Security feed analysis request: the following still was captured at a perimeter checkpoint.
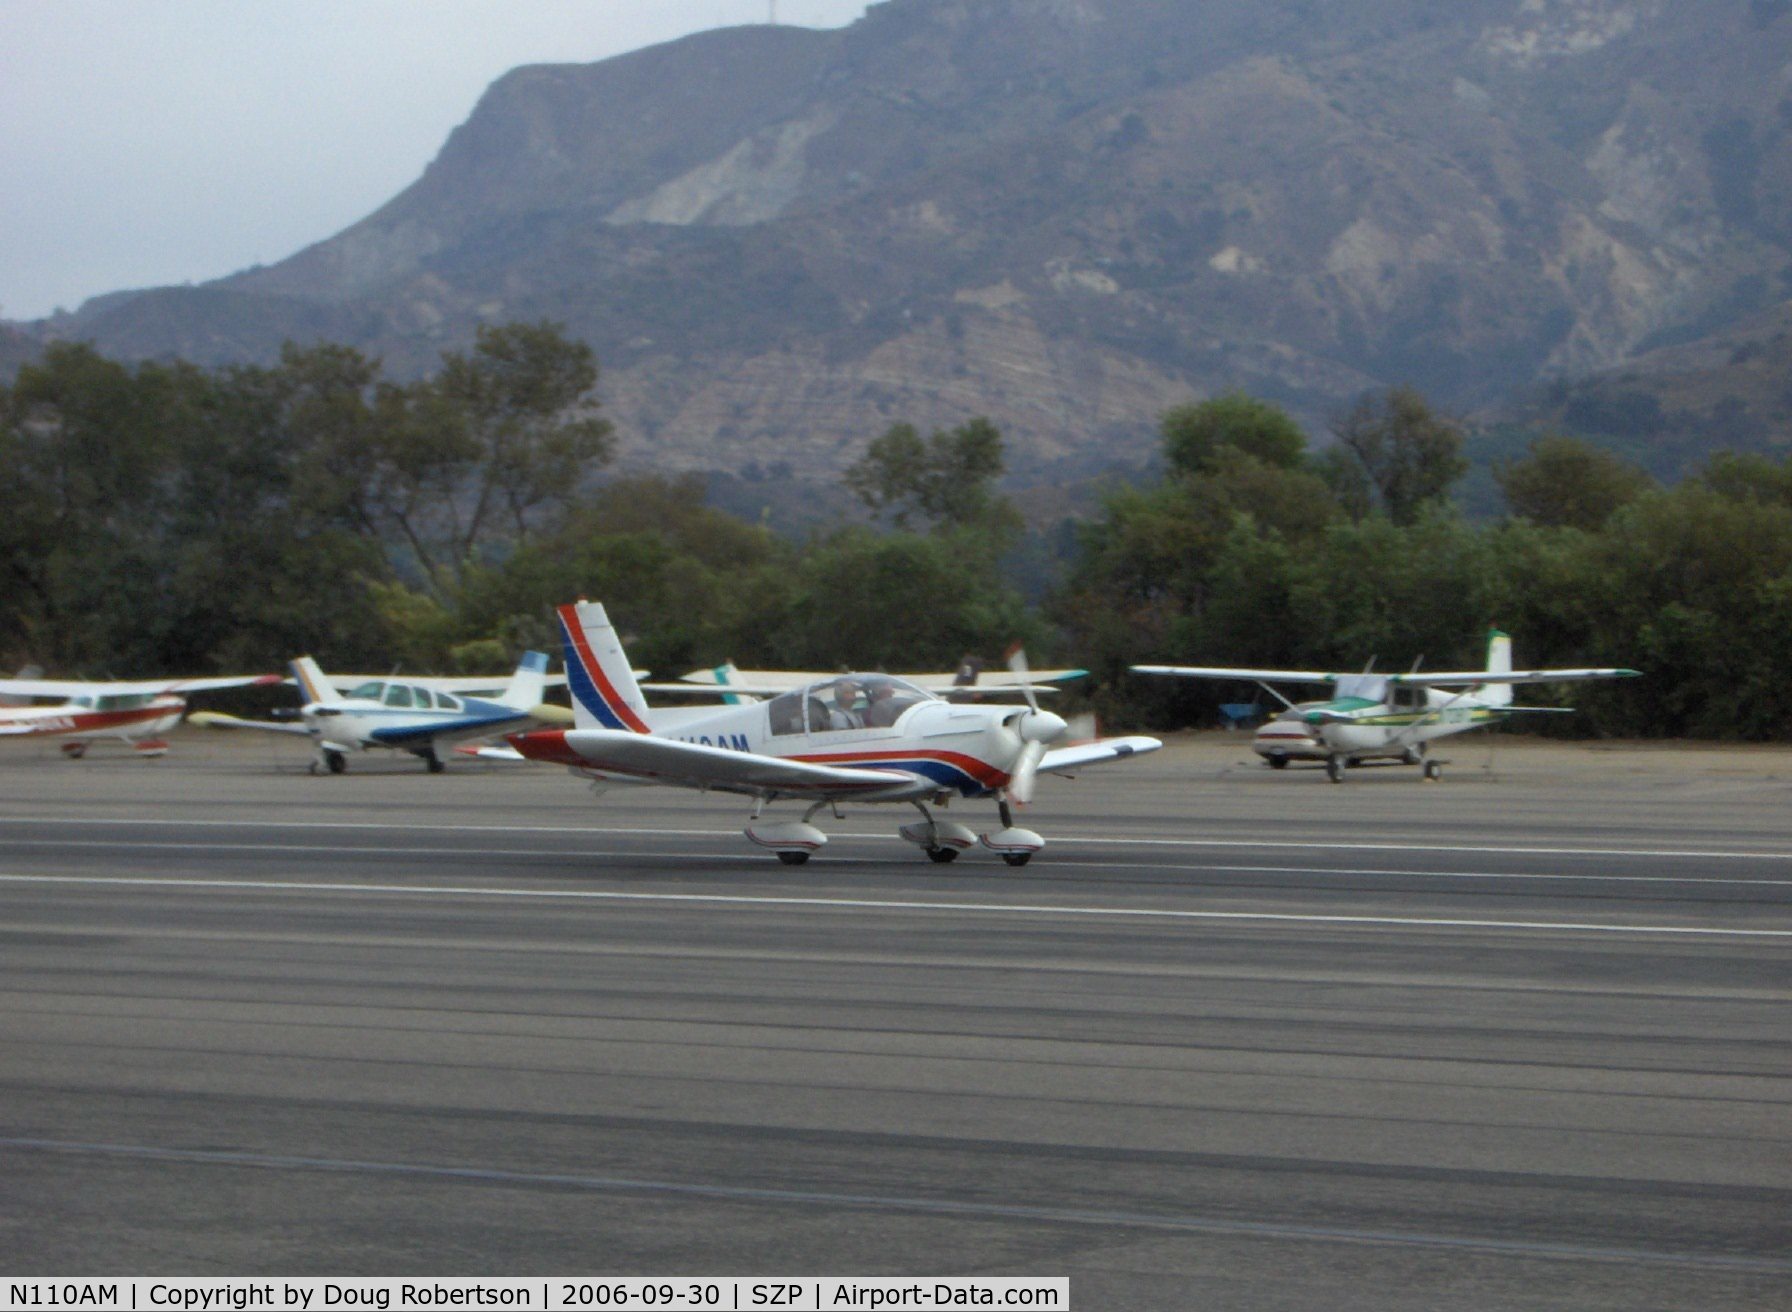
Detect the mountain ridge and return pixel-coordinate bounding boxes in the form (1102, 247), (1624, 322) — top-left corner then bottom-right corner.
(14, 0), (1792, 477)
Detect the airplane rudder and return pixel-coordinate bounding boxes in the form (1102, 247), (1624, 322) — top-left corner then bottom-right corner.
(290, 657), (333, 706)
(1483, 628), (1513, 706)
(499, 649), (551, 710)
(559, 600), (650, 733)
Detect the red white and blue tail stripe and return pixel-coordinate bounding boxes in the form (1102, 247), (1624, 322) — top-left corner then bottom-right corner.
(559, 601), (651, 734)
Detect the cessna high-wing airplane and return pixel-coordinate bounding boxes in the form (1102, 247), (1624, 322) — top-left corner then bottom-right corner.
(193, 652), (555, 774)
(0, 671), (282, 757)
(505, 601), (1160, 865)
(1133, 630), (1639, 782)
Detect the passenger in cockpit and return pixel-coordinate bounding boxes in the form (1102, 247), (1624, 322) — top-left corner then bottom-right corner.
(862, 680), (902, 727)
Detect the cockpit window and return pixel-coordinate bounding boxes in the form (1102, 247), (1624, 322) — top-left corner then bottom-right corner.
(347, 681), (385, 701)
(768, 675), (933, 734)
(767, 690), (805, 736)
(439, 693), (462, 712)
(95, 693), (153, 712)
(384, 684), (416, 708)
(1334, 674), (1389, 703)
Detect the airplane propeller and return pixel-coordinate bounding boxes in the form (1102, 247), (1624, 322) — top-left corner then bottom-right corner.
(1004, 645), (1068, 805)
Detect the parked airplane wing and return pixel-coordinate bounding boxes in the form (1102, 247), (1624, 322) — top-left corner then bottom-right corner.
(367, 711), (528, 747)
(509, 728), (925, 796)
(187, 711), (312, 736)
(1391, 668), (1641, 686)
(0, 673), (281, 699)
(316, 673), (573, 694)
(1131, 665), (1341, 684)
(1041, 736), (1163, 776)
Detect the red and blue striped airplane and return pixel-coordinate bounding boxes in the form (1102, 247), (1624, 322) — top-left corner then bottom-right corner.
(506, 600), (1160, 866)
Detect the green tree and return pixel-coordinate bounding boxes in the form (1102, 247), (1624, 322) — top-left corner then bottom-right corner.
(435, 320), (615, 542)
(776, 527), (1042, 671)
(1327, 386), (1467, 525)
(1495, 433), (1654, 529)
(1161, 391), (1307, 476)
(844, 416), (1020, 538)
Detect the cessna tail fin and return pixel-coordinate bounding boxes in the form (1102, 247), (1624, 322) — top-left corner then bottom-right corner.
(496, 650), (551, 711)
(1480, 628), (1514, 707)
(290, 657), (335, 707)
(558, 601), (651, 733)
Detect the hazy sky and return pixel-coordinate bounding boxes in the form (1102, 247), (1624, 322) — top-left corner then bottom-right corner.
(0, 0), (871, 321)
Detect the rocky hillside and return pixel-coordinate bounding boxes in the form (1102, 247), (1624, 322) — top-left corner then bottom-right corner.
(19, 0), (1792, 477)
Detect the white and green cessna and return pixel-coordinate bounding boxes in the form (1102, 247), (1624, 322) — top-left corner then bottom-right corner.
(1133, 630), (1640, 782)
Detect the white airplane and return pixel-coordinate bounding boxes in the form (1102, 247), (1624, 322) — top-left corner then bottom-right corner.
(1133, 629), (1640, 782)
(0, 671), (282, 758)
(504, 601), (1160, 865)
(192, 652), (556, 774)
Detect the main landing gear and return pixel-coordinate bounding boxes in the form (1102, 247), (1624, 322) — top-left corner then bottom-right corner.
(310, 748), (347, 776)
(744, 797), (1046, 867)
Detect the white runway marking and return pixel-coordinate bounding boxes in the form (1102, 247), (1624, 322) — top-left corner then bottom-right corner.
(2, 872), (1788, 938)
(3, 813), (1792, 861)
(5, 1135), (1787, 1273)
(4, 838), (1792, 888)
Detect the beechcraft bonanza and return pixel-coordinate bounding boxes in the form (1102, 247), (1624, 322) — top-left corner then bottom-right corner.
(0, 671), (282, 757)
(504, 601), (1160, 865)
(192, 652), (556, 774)
(1133, 630), (1639, 782)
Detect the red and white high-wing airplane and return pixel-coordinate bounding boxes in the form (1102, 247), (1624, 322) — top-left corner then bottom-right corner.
(505, 601), (1161, 865)
(0, 672), (282, 757)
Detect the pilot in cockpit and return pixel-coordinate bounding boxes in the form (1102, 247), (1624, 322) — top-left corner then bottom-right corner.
(828, 679), (864, 729)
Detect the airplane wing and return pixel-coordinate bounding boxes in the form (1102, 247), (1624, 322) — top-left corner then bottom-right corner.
(187, 711), (313, 736)
(0, 673), (281, 699)
(1390, 668), (1641, 686)
(316, 673), (574, 694)
(366, 712), (528, 747)
(1041, 736), (1162, 776)
(639, 681), (1056, 699)
(667, 669), (1086, 693)
(1131, 665), (1341, 684)
(510, 729), (926, 797)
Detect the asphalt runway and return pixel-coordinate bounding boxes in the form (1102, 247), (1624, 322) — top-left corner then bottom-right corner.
(1, 731), (1789, 1309)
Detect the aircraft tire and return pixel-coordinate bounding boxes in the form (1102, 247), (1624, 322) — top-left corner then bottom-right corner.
(1325, 755), (1345, 784)
(776, 850), (811, 865)
(61, 743), (87, 760)
(926, 847), (959, 864)
(1001, 852), (1032, 867)
(1266, 753), (1290, 769)
(325, 751), (347, 776)
(425, 751), (446, 774)
(1424, 760), (1443, 781)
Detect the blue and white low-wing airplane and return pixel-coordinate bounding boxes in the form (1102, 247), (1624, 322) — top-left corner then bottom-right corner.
(505, 600), (1160, 865)
(192, 652), (557, 774)
(1133, 629), (1639, 782)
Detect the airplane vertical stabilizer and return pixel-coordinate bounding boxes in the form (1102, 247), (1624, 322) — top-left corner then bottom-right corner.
(1480, 628), (1514, 706)
(496, 650), (551, 711)
(559, 601), (651, 733)
(290, 657), (335, 707)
